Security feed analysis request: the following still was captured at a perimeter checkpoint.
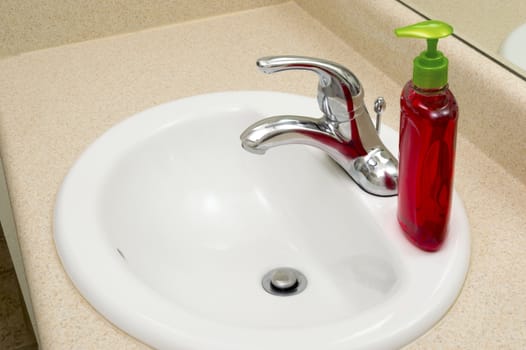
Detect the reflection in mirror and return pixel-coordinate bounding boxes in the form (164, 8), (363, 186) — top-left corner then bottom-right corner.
(397, 0), (526, 80)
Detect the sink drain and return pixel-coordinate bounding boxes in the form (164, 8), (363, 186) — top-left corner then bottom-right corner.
(262, 267), (307, 296)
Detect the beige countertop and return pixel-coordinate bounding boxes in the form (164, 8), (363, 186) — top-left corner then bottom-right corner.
(0, 2), (525, 349)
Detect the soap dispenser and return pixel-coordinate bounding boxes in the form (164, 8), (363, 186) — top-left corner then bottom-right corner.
(394, 20), (458, 252)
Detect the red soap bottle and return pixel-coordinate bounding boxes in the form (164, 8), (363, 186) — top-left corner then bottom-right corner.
(395, 20), (458, 251)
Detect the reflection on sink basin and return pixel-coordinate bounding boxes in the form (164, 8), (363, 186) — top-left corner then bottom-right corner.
(54, 91), (470, 349)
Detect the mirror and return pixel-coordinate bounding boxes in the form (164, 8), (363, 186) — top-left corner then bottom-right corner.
(398, 0), (526, 80)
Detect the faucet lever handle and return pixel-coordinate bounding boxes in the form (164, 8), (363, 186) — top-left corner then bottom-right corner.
(373, 97), (386, 134)
(256, 56), (364, 122)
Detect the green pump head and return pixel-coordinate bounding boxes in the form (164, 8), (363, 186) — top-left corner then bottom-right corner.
(395, 20), (454, 89)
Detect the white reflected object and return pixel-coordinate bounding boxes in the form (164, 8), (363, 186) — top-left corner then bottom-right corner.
(500, 23), (526, 71)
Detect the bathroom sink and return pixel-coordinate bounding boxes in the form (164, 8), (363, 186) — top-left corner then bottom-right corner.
(54, 91), (470, 350)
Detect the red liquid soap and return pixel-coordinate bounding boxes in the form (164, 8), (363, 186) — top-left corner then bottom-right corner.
(397, 81), (458, 251)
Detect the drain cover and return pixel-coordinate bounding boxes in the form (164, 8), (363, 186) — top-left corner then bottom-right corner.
(262, 267), (307, 296)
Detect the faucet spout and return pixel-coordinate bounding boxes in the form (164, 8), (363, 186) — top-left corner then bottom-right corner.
(241, 115), (344, 156)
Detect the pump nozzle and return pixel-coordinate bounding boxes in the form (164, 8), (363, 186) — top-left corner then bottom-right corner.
(395, 20), (454, 89)
(395, 20), (453, 40)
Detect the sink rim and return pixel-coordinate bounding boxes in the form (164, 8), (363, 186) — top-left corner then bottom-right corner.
(54, 91), (470, 350)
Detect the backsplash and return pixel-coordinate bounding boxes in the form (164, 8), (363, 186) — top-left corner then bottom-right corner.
(0, 0), (285, 58)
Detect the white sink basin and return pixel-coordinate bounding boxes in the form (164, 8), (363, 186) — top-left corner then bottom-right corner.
(54, 91), (470, 350)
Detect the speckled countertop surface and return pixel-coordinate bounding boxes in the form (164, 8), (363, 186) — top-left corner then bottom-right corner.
(0, 2), (525, 349)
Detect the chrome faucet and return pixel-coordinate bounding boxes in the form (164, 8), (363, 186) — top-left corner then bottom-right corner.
(240, 56), (398, 196)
